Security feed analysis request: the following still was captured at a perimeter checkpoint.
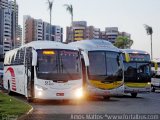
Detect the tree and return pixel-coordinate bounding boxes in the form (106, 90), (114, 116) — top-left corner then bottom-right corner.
(46, 0), (54, 41)
(64, 4), (74, 42)
(64, 4), (73, 25)
(144, 24), (153, 59)
(114, 36), (133, 49)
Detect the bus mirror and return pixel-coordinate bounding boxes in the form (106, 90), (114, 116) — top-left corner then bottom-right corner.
(125, 53), (130, 62)
(32, 50), (37, 66)
(81, 51), (89, 66)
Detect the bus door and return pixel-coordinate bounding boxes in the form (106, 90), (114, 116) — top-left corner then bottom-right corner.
(25, 47), (34, 98)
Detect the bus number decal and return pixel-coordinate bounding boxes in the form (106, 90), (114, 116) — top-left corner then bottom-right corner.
(45, 81), (54, 86)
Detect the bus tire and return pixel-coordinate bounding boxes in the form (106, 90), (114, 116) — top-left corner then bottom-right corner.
(131, 93), (137, 98)
(103, 96), (110, 100)
(8, 82), (13, 95)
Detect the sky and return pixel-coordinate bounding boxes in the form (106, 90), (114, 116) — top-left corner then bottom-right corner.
(16, 0), (160, 58)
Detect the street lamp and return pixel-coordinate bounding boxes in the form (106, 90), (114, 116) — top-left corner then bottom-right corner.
(144, 24), (153, 59)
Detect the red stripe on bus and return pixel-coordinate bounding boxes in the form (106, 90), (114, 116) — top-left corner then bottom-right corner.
(6, 67), (16, 91)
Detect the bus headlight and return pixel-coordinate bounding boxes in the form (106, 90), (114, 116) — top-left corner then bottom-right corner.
(38, 91), (42, 96)
(35, 85), (47, 91)
(75, 88), (83, 98)
(147, 82), (151, 85)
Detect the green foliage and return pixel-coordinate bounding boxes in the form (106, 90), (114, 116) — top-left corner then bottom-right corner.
(0, 93), (32, 116)
(114, 36), (133, 49)
(64, 4), (73, 25)
(47, 0), (54, 11)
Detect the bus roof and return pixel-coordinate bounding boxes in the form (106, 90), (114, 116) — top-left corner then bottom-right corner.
(120, 49), (149, 55)
(21, 41), (78, 50)
(5, 41), (79, 54)
(4, 41), (80, 65)
(69, 39), (120, 52)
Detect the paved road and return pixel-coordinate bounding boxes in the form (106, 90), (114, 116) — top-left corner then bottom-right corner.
(12, 91), (160, 120)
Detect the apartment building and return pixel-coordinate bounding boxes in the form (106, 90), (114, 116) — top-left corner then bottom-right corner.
(52, 25), (63, 42)
(105, 27), (119, 44)
(0, 0), (18, 57)
(86, 26), (100, 39)
(16, 25), (22, 48)
(66, 21), (101, 43)
(23, 15), (63, 44)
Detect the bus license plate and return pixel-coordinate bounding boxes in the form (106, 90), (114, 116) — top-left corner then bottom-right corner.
(56, 93), (64, 96)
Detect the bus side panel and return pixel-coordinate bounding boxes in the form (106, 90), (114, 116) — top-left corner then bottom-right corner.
(3, 66), (11, 90)
(3, 65), (25, 95)
(14, 65), (25, 95)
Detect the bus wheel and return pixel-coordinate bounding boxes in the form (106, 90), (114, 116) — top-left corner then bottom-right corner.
(131, 93), (137, 98)
(151, 87), (155, 92)
(103, 96), (110, 100)
(8, 82), (13, 95)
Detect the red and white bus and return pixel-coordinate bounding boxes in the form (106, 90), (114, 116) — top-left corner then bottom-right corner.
(3, 41), (84, 102)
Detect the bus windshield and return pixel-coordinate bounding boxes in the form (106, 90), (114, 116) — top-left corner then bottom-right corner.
(124, 62), (151, 82)
(36, 49), (81, 81)
(88, 51), (123, 82)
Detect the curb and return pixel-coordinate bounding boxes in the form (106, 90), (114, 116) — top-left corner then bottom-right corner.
(17, 106), (33, 120)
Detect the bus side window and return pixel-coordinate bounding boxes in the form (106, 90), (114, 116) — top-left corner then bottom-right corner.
(14, 50), (20, 65)
(19, 48), (25, 65)
(11, 54), (15, 65)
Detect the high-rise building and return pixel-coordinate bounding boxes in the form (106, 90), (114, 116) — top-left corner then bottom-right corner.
(51, 25), (63, 42)
(43, 22), (50, 41)
(100, 31), (107, 40)
(23, 15), (63, 44)
(24, 16), (43, 43)
(66, 21), (87, 42)
(0, 0), (18, 58)
(34, 19), (43, 41)
(67, 21), (100, 42)
(66, 21), (132, 45)
(8, 1), (18, 48)
(16, 25), (22, 48)
(23, 15), (34, 44)
(43, 22), (63, 42)
(105, 27), (119, 44)
(66, 21), (102, 43)
(86, 26), (100, 39)
(0, 0), (12, 56)
(0, 0), (8, 9)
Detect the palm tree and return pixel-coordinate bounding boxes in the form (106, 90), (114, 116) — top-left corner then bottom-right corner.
(64, 4), (73, 42)
(114, 36), (133, 49)
(144, 24), (153, 59)
(47, 0), (54, 41)
(64, 4), (73, 26)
